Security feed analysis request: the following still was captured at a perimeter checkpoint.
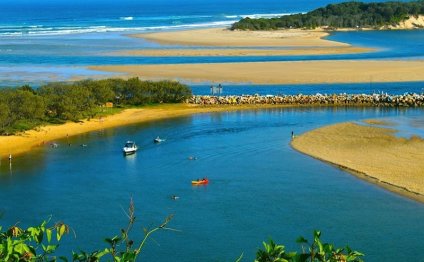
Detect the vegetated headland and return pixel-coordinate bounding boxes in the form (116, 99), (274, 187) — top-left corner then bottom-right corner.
(291, 121), (424, 203)
(231, 1), (424, 30)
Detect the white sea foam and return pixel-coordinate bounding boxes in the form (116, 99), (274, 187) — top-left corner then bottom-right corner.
(0, 20), (239, 36)
(0, 12), (300, 37)
(239, 13), (299, 19)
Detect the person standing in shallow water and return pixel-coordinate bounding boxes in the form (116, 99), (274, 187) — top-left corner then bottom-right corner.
(291, 131), (294, 139)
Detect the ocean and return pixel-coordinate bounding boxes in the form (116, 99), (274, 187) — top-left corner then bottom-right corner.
(0, 0), (422, 86)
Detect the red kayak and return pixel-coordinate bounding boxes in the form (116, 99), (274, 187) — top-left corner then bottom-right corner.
(191, 179), (209, 185)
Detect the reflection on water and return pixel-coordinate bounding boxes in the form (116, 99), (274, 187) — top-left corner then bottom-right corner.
(390, 115), (424, 138)
(0, 147), (46, 181)
(0, 107), (424, 262)
(191, 81), (424, 96)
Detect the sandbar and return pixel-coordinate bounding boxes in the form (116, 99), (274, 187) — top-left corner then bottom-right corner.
(120, 28), (373, 57)
(0, 103), (287, 160)
(132, 28), (348, 47)
(90, 60), (424, 84)
(291, 121), (424, 202)
(113, 46), (372, 57)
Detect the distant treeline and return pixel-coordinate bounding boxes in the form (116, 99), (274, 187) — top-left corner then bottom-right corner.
(0, 78), (192, 135)
(231, 1), (424, 30)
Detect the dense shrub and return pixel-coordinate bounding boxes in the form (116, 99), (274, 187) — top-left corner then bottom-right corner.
(0, 78), (192, 135)
(231, 1), (424, 30)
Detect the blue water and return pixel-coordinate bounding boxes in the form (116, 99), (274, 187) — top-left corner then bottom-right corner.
(1, 1), (424, 261)
(190, 82), (424, 95)
(1, 107), (424, 261)
(0, 0), (423, 85)
(2, 0), (411, 36)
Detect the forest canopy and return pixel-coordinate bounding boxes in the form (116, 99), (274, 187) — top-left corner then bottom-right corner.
(0, 78), (192, 135)
(231, 1), (424, 30)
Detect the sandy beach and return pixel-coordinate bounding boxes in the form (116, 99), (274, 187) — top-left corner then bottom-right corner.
(0, 103), (286, 160)
(292, 121), (424, 202)
(90, 60), (424, 84)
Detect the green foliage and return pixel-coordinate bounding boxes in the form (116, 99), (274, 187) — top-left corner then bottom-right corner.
(1, 211), (363, 262)
(0, 78), (192, 135)
(255, 231), (363, 262)
(0, 217), (69, 261)
(255, 239), (296, 262)
(231, 1), (424, 30)
(0, 199), (175, 261)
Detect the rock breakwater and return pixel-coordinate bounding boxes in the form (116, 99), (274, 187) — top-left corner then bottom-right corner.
(188, 93), (424, 107)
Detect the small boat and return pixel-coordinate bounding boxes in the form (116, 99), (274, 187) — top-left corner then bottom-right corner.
(191, 178), (209, 185)
(122, 141), (138, 155)
(154, 136), (166, 143)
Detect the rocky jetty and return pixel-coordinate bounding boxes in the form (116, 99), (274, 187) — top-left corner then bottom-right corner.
(187, 93), (424, 107)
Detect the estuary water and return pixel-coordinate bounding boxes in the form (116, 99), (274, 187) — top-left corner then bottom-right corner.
(1, 107), (424, 261)
(1, 0), (424, 261)
(0, 0), (423, 86)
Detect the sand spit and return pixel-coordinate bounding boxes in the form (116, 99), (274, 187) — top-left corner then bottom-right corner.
(292, 122), (424, 202)
(90, 60), (424, 84)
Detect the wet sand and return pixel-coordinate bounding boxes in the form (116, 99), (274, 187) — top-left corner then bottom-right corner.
(90, 60), (424, 84)
(119, 27), (372, 57)
(132, 28), (348, 47)
(0, 103), (287, 159)
(292, 121), (424, 202)
(113, 46), (372, 57)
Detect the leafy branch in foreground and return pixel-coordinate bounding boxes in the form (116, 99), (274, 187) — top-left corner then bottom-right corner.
(255, 230), (364, 262)
(1, 199), (363, 261)
(71, 198), (176, 261)
(0, 198), (176, 261)
(0, 217), (70, 261)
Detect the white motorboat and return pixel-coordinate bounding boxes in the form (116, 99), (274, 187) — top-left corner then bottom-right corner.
(122, 141), (138, 155)
(154, 136), (166, 143)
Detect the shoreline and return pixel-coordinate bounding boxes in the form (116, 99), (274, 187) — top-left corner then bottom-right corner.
(291, 122), (424, 204)
(89, 60), (424, 84)
(0, 103), (290, 160)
